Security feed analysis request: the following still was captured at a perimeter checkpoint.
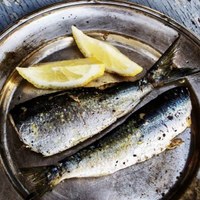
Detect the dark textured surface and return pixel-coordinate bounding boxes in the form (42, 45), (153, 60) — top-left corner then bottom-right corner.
(0, 0), (199, 200)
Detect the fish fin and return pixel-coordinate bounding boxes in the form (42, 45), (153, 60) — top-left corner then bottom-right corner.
(161, 67), (200, 86)
(21, 166), (54, 200)
(144, 35), (200, 86)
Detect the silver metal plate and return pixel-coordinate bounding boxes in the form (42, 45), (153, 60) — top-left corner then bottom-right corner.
(0, 1), (199, 199)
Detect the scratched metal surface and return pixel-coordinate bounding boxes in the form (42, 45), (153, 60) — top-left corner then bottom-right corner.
(0, 1), (200, 200)
(0, 0), (199, 36)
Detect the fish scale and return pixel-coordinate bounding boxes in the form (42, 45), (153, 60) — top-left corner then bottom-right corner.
(10, 36), (199, 156)
(57, 86), (191, 179)
(23, 86), (191, 200)
(11, 83), (152, 156)
(10, 37), (200, 156)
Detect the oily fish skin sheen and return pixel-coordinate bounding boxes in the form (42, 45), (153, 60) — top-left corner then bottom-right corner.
(24, 86), (191, 200)
(10, 37), (184, 156)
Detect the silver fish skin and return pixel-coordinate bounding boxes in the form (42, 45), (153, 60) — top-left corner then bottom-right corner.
(10, 36), (193, 156)
(24, 87), (191, 199)
(11, 83), (152, 156)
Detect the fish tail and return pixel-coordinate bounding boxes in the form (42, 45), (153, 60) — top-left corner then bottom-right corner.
(21, 165), (60, 200)
(144, 35), (200, 86)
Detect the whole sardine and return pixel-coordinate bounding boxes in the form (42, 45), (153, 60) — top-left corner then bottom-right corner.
(10, 36), (194, 156)
(24, 86), (192, 199)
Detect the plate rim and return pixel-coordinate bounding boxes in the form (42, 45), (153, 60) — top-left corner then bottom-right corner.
(0, 1), (200, 199)
(0, 0), (200, 45)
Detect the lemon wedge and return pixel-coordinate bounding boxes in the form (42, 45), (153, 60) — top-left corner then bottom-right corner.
(72, 26), (143, 77)
(16, 58), (105, 89)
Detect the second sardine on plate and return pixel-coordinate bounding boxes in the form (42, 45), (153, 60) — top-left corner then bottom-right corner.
(10, 36), (195, 156)
(24, 86), (192, 199)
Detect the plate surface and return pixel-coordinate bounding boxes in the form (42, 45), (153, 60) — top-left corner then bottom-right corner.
(0, 1), (200, 199)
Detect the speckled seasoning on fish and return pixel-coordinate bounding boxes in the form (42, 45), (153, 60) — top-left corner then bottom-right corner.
(24, 86), (192, 199)
(9, 36), (195, 156)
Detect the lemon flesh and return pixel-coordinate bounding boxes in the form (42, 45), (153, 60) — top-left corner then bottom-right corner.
(16, 58), (105, 89)
(72, 26), (143, 77)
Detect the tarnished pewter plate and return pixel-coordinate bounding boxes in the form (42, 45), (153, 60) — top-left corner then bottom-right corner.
(0, 1), (200, 199)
